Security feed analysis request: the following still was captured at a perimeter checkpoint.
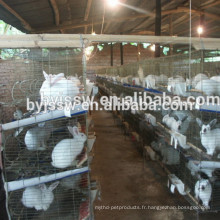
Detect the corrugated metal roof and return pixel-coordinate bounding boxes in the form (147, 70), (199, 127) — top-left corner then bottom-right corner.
(0, 0), (219, 37)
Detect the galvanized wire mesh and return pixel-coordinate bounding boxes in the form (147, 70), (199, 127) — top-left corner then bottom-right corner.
(96, 49), (220, 212)
(0, 48), (94, 220)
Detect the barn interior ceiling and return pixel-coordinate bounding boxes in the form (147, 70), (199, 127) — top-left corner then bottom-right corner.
(0, 0), (219, 38)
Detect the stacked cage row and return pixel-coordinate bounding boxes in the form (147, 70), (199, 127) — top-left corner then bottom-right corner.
(96, 49), (220, 211)
(0, 48), (97, 220)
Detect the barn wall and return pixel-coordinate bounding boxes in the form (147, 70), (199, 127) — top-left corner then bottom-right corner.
(0, 44), (154, 123)
(0, 51), (83, 123)
(0, 59), (35, 123)
(87, 43), (154, 71)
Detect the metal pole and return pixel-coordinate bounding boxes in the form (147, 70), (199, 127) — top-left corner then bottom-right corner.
(155, 0), (161, 58)
(120, 43), (124, 65)
(111, 43), (113, 66)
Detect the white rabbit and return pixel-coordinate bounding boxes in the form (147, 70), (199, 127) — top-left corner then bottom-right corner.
(111, 76), (117, 82)
(211, 75), (220, 82)
(120, 77), (129, 84)
(162, 114), (188, 132)
(51, 126), (87, 169)
(167, 76), (185, 92)
(173, 83), (188, 96)
(144, 113), (157, 126)
(127, 75), (133, 85)
(144, 75), (159, 89)
(132, 77), (140, 86)
(40, 71), (79, 105)
(167, 76), (187, 96)
(115, 75), (121, 83)
(144, 74), (167, 88)
(25, 122), (53, 151)
(171, 111), (193, 135)
(60, 174), (81, 190)
(194, 179), (212, 208)
(67, 75), (81, 87)
(167, 77), (174, 92)
(22, 181), (59, 211)
(192, 73), (209, 88)
(196, 118), (220, 156)
(195, 79), (220, 96)
(158, 74), (168, 85)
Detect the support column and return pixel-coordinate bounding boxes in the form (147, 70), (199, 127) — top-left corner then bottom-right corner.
(169, 14), (173, 56)
(120, 43), (123, 65)
(111, 43), (113, 66)
(137, 43), (141, 62)
(155, 0), (161, 58)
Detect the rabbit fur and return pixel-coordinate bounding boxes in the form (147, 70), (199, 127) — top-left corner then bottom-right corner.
(24, 122), (53, 151)
(22, 181), (59, 211)
(196, 118), (220, 156)
(51, 126), (87, 169)
(194, 179), (212, 208)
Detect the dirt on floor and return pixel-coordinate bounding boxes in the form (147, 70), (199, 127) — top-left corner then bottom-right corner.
(91, 109), (219, 220)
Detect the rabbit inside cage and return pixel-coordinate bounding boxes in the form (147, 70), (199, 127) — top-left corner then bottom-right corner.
(8, 173), (90, 220)
(96, 49), (220, 211)
(0, 47), (97, 219)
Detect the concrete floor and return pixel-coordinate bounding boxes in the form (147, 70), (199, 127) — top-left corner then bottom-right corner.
(91, 109), (219, 220)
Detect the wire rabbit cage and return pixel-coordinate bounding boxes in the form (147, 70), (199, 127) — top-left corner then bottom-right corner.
(0, 37), (97, 220)
(96, 48), (220, 212)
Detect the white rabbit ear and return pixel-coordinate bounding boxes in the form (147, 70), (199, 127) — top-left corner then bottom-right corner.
(67, 126), (74, 135)
(72, 126), (79, 135)
(48, 181), (59, 191)
(209, 119), (217, 128)
(181, 116), (188, 122)
(68, 126), (79, 136)
(196, 118), (203, 127)
(43, 71), (48, 80)
(173, 115), (179, 121)
(51, 73), (64, 86)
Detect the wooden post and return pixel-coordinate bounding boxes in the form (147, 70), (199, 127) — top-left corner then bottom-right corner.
(111, 43), (113, 66)
(200, 50), (204, 73)
(169, 14), (173, 56)
(84, 0), (93, 21)
(199, 12), (205, 38)
(155, 0), (161, 58)
(120, 43), (124, 65)
(137, 43), (141, 61)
